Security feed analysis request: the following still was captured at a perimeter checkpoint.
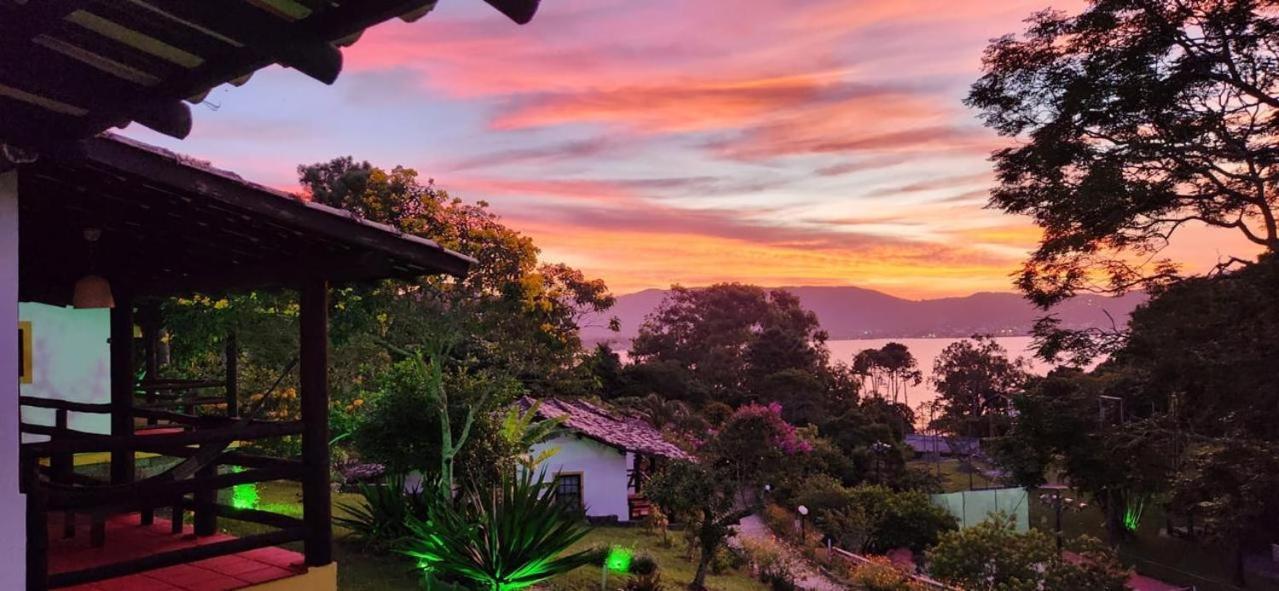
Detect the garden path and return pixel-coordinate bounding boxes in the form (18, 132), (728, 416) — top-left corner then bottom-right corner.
(730, 514), (846, 591)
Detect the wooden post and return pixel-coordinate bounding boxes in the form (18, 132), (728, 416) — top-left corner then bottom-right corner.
(193, 462), (217, 536)
(299, 280), (331, 566)
(225, 332), (238, 418)
(109, 292), (135, 486)
(52, 410), (75, 539)
(139, 305), (160, 525)
(25, 469), (48, 591)
(140, 305), (160, 427)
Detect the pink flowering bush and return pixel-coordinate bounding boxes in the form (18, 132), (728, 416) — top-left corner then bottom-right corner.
(701, 402), (812, 492)
(730, 402), (813, 454)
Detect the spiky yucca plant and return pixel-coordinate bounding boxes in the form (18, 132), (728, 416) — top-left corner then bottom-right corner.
(403, 469), (600, 591)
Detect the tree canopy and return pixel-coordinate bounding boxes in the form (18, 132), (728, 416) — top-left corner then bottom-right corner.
(967, 0), (1279, 310)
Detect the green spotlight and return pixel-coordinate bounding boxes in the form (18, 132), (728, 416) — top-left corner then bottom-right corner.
(605, 546), (633, 574)
(229, 466), (260, 510)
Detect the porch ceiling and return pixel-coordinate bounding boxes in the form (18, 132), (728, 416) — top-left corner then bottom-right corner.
(0, 0), (539, 151)
(17, 134), (474, 305)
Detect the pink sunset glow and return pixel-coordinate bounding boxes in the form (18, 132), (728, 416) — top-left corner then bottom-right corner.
(123, 0), (1254, 298)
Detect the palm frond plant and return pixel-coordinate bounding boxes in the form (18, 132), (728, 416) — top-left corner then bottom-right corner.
(335, 474), (437, 551)
(403, 469), (601, 591)
(500, 400), (565, 470)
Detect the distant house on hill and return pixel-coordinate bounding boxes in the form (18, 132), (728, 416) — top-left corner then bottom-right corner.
(519, 397), (692, 523)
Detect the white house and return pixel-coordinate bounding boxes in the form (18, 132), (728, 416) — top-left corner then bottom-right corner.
(522, 397), (692, 523)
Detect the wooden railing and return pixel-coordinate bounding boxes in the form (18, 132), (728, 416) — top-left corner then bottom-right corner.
(17, 394), (312, 591)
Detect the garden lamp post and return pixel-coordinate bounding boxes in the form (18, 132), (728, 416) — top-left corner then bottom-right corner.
(797, 505), (809, 540)
(1040, 486), (1086, 553)
(871, 441), (892, 484)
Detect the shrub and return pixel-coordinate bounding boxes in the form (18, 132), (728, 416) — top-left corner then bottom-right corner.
(814, 485), (956, 554)
(762, 504), (794, 537)
(874, 490), (957, 553)
(740, 537), (797, 588)
(403, 469), (599, 591)
(625, 554), (665, 591)
(333, 475), (432, 551)
(927, 513), (1052, 591)
(792, 474), (852, 516)
(852, 556), (925, 591)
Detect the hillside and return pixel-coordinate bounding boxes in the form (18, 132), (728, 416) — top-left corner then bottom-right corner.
(581, 286), (1145, 344)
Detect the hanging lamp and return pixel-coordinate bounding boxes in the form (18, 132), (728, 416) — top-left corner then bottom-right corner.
(72, 228), (114, 309)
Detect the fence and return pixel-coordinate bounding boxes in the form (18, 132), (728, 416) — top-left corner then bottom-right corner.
(932, 487), (1030, 531)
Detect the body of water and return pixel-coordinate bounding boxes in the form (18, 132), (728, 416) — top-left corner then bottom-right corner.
(827, 336), (1048, 417)
(619, 335), (1055, 420)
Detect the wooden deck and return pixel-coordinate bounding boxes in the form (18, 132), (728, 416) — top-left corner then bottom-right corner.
(50, 513), (305, 591)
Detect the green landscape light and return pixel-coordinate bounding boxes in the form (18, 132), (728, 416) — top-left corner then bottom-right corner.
(605, 546), (633, 574)
(1123, 496), (1146, 532)
(229, 466), (260, 510)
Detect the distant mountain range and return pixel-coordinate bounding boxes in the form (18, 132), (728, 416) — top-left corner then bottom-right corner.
(581, 286), (1146, 344)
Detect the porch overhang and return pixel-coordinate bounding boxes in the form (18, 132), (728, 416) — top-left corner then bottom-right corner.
(17, 134), (474, 306)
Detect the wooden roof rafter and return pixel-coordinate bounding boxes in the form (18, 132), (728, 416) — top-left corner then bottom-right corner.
(0, 0), (543, 150)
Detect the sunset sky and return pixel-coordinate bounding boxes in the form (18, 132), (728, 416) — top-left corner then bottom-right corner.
(120, 0), (1253, 298)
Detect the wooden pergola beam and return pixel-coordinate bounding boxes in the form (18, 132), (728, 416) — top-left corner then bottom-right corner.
(145, 0), (344, 85)
(483, 0), (541, 25)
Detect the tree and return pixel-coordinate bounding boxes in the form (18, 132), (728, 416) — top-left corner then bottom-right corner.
(969, 0), (1279, 302)
(644, 461), (751, 590)
(630, 284), (828, 406)
(701, 402), (811, 493)
(927, 515), (1128, 591)
(993, 368), (1173, 544)
(967, 0), (1279, 359)
(852, 343), (923, 405)
(930, 336), (1029, 438)
(297, 157), (616, 396)
(1172, 440), (1279, 586)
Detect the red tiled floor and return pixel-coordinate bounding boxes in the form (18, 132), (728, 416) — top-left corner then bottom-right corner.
(51, 513), (306, 591)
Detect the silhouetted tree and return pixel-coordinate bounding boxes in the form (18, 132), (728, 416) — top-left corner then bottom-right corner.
(930, 336), (1029, 438)
(968, 0), (1279, 360)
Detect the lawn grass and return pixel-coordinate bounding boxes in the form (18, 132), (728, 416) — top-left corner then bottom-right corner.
(907, 457), (1000, 492)
(218, 481), (767, 591)
(546, 526), (768, 591)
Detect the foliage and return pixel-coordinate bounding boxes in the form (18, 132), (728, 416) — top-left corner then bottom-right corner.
(814, 485), (955, 554)
(403, 470), (599, 591)
(334, 475), (433, 552)
(966, 0), (1279, 320)
(499, 400), (564, 470)
(1042, 537), (1131, 591)
(852, 343), (923, 405)
(630, 284), (829, 406)
(625, 553), (666, 591)
(927, 515), (1055, 591)
(703, 402), (812, 492)
(644, 461), (752, 590)
(926, 514), (1128, 591)
(930, 336), (1029, 438)
(851, 557), (926, 591)
(792, 474), (853, 516)
(760, 504), (794, 539)
(738, 537), (797, 591)
(1172, 439), (1279, 550)
(352, 353), (522, 489)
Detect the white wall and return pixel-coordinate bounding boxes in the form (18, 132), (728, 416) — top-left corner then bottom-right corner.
(532, 435), (632, 521)
(0, 169), (27, 589)
(17, 303), (111, 439)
